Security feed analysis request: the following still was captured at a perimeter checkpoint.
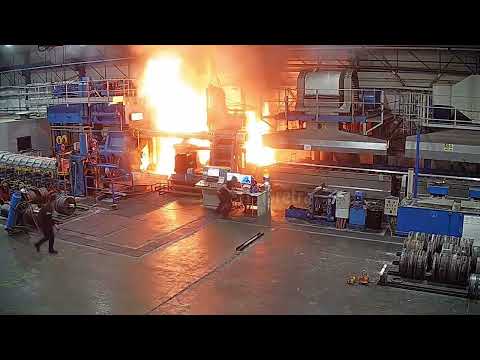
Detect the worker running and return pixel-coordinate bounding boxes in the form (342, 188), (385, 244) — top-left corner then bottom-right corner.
(34, 195), (58, 254)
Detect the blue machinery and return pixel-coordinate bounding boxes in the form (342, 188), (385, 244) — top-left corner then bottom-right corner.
(285, 187), (367, 228)
(263, 70), (388, 156)
(397, 120), (480, 237)
(396, 185), (480, 237)
(48, 77), (133, 198)
(5, 191), (22, 231)
(349, 191), (367, 228)
(308, 186), (337, 222)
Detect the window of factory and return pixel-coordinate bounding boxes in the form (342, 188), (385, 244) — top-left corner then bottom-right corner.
(17, 136), (32, 152)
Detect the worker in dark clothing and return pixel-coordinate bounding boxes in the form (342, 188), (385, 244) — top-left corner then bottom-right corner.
(216, 176), (239, 218)
(34, 199), (58, 254)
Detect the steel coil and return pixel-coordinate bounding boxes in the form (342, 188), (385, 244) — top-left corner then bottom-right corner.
(414, 251), (427, 280)
(467, 274), (480, 300)
(0, 203), (10, 217)
(399, 249), (427, 280)
(23, 187), (51, 205)
(54, 195), (76, 216)
(38, 187), (49, 203)
(399, 251), (408, 277)
(0, 151), (56, 172)
(21, 205), (36, 228)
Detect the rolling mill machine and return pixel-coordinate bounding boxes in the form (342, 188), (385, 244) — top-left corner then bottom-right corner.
(260, 69), (480, 238)
(2, 77), (140, 233)
(48, 85), (138, 198)
(0, 151), (77, 234)
(266, 69), (393, 230)
(130, 84), (249, 196)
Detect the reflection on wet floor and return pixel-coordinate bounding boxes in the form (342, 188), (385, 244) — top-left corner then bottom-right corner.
(0, 192), (479, 315)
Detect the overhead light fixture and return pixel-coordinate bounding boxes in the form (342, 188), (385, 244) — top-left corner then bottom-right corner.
(4, 45), (13, 47)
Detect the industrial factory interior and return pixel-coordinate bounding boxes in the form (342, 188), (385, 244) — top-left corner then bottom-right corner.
(2, 44), (480, 315)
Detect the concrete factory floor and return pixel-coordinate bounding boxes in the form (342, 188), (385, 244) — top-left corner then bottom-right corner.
(1, 192), (480, 315)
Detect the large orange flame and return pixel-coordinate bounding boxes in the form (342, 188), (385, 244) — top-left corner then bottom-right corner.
(140, 54), (209, 175)
(245, 103), (276, 167)
(186, 138), (211, 165)
(140, 144), (150, 171)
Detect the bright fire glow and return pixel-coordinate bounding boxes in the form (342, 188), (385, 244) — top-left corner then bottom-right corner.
(155, 137), (182, 174)
(140, 144), (150, 171)
(245, 103), (276, 167)
(187, 138), (211, 166)
(140, 54), (209, 175)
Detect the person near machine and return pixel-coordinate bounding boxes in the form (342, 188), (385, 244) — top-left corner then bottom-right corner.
(34, 196), (58, 254)
(241, 177), (258, 214)
(216, 176), (239, 218)
(0, 182), (10, 204)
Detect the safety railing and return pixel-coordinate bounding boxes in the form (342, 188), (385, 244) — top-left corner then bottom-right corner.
(264, 87), (386, 120)
(0, 78), (137, 114)
(262, 87), (387, 135)
(387, 91), (480, 131)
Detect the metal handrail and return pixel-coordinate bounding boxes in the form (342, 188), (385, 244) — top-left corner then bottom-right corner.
(0, 78), (138, 113)
(263, 87), (387, 127)
(388, 92), (480, 130)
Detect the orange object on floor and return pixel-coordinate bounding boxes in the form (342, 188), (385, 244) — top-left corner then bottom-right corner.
(359, 270), (369, 285)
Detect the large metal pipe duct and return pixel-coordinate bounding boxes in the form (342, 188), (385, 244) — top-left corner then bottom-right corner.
(296, 69), (359, 115)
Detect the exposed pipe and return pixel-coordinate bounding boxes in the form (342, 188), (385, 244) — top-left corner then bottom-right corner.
(414, 125), (420, 198)
(274, 162), (480, 182)
(0, 57), (135, 75)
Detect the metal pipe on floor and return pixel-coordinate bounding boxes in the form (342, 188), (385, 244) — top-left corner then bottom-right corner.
(236, 232), (264, 252)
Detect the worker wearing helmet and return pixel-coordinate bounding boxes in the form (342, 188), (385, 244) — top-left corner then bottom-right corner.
(216, 176), (239, 218)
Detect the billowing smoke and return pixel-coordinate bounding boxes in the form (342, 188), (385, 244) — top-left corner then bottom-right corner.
(129, 45), (288, 106)
(210, 46), (288, 95)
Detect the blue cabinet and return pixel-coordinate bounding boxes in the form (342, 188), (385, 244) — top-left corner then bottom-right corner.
(349, 207), (367, 228)
(396, 206), (463, 237)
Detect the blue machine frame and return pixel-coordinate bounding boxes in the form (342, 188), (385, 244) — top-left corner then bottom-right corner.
(47, 104), (89, 125)
(47, 89), (128, 198)
(396, 206), (464, 237)
(427, 184), (449, 196)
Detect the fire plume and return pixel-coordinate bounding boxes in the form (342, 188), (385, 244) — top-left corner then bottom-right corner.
(245, 103), (276, 167)
(140, 54), (209, 175)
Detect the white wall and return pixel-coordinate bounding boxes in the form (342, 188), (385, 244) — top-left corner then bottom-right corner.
(0, 118), (51, 155)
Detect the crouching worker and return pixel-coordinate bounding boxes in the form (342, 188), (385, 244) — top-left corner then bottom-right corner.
(34, 196), (58, 255)
(216, 176), (239, 218)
